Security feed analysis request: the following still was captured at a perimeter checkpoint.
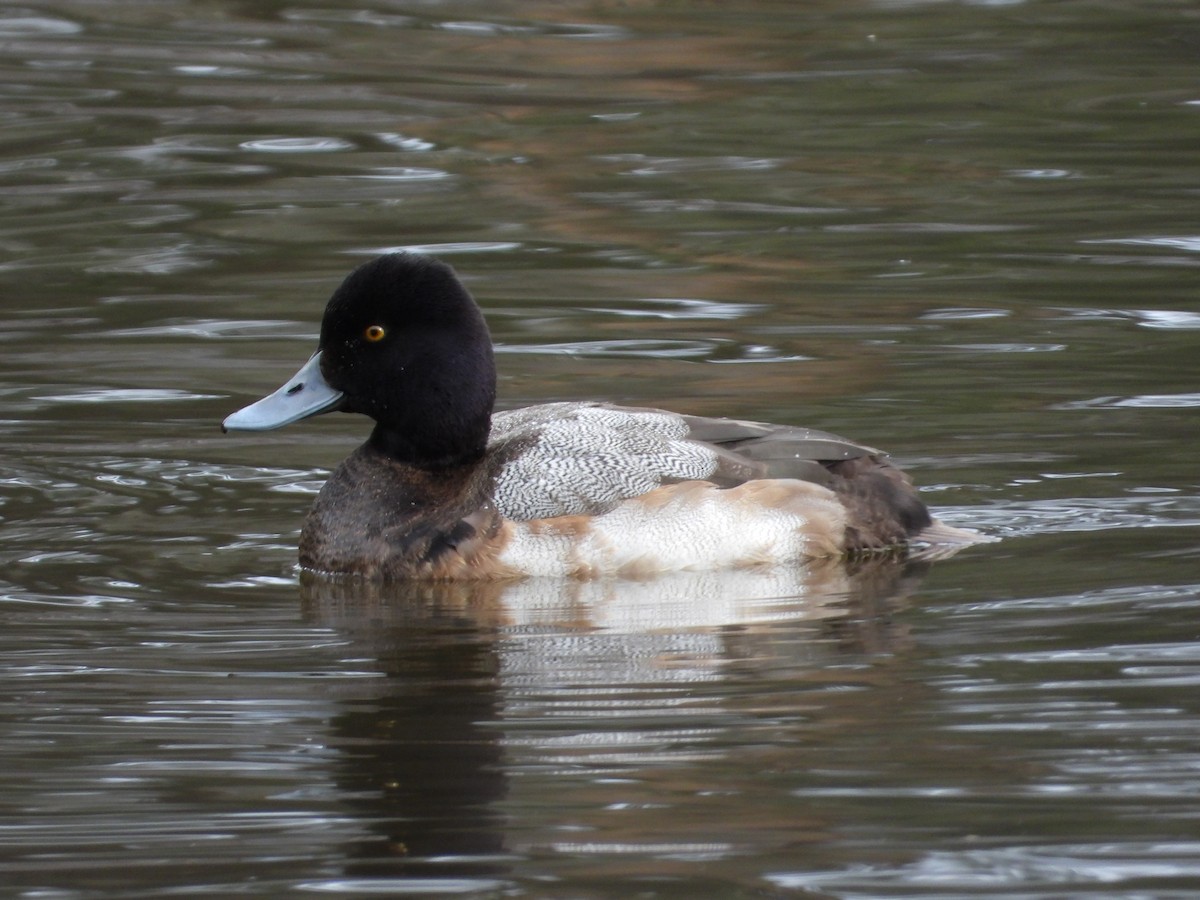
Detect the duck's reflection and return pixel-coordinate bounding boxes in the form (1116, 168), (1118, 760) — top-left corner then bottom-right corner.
(317, 615), (508, 879)
(300, 557), (928, 882)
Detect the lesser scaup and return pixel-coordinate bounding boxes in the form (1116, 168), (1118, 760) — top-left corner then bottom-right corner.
(223, 253), (983, 579)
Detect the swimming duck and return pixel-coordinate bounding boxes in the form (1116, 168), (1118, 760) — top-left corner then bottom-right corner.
(223, 253), (980, 579)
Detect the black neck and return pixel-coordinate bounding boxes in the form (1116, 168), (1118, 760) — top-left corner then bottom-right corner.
(367, 421), (487, 471)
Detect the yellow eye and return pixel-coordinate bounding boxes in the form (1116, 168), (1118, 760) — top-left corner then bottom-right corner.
(364, 325), (386, 342)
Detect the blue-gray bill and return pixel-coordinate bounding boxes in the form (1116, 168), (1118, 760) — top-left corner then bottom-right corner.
(222, 351), (343, 432)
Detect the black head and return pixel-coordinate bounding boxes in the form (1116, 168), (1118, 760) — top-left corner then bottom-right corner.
(318, 253), (497, 468)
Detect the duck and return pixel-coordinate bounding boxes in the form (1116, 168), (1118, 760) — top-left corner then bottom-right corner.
(222, 252), (982, 580)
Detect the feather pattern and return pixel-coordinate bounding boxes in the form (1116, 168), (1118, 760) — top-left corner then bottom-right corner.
(488, 402), (721, 519)
(486, 401), (883, 521)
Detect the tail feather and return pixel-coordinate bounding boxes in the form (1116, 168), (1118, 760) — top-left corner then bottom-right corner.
(914, 519), (996, 545)
(907, 518), (996, 561)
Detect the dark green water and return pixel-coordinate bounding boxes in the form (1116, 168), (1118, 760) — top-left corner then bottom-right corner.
(3, 1), (1200, 896)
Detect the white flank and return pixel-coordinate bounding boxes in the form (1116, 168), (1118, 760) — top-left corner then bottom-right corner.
(496, 479), (845, 578)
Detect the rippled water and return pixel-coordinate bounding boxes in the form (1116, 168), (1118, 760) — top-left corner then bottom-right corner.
(3, 0), (1200, 896)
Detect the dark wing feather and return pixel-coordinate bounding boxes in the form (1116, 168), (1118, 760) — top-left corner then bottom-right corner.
(677, 413), (881, 487)
(679, 412), (934, 549)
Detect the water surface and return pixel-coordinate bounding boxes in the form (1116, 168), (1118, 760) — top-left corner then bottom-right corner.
(2, 0), (1200, 896)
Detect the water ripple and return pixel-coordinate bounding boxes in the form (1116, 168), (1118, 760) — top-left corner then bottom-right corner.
(33, 388), (221, 404)
(496, 338), (720, 359)
(1058, 392), (1200, 409)
(106, 319), (308, 340)
(0, 15), (82, 36)
(1085, 235), (1200, 253)
(585, 297), (765, 321)
(296, 876), (512, 895)
(1051, 307), (1200, 330)
(939, 495), (1200, 536)
(357, 241), (522, 256)
(239, 137), (356, 153)
(347, 166), (451, 182)
(598, 153), (781, 175)
(771, 842), (1200, 893)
